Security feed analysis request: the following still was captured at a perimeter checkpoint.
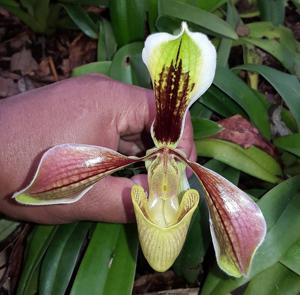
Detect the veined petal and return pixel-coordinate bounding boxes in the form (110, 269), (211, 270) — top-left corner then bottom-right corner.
(13, 144), (150, 205)
(189, 162), (266, 277)
(142, 22), (216, 147)
(131, 184), (199, 272)
(170, 149), (266, 277)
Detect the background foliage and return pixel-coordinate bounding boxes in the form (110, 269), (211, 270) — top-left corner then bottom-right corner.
(0, 0), (300, 294)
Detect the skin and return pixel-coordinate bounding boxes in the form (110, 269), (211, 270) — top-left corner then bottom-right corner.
(0, 74), (196, 224)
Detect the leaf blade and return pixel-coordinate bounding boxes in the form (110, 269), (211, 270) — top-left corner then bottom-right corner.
(157, 0), (238, 39)
(234, 64), (300, 130)
(214, 66), (271, 139)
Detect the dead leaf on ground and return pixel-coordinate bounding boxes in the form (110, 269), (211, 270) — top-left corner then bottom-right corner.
(37, 58), (51, 78)
(17, 76), (36, 93)
(133, 271), (188, 295)
(0, 77), (18, 97)
(9, 32), (31, 51)
(68, 33), (97, 70)
(10, 48), (38, 75)
(212, 114), (276, 156)
(270, 105), (292, 137)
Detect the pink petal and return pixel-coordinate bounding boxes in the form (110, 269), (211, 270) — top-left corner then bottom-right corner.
(171, 149), (266, 277)
(13, 144), (145, 205)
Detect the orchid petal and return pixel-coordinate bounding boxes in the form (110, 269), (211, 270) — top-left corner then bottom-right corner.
(170, 149), (266, 277)
(13, 144), (147, 205)
(142, 22), (216, 147)
(131, 184), (199, 272)
(189, 162), (266, 277)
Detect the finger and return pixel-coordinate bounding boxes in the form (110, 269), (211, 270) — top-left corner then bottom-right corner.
(1, 176), (136, 224)
(118, 139), (144, 155)
(186, 143), (197, 178)
(177, 112), (196, 161)
(69, 176), (136, 223)
(132, 174), (148, 192)
(114, 83), (156, 137)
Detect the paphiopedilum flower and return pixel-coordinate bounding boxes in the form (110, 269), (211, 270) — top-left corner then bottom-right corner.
(13, 23), (266, 277)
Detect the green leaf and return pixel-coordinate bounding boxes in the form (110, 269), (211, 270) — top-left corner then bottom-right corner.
(234, 64), (300, 130)
(240, 23), (300, 78)
(23, 266), (39, 295)
(10, 0), (53, 35)
(0, 0), (19, 7)
(40, 222), (91, 295)
(70, 223), (137, 295)
(173, 205), (208, 283)
(70, 223), (120, 295)
(244, 263), (300, 295)
(196, 138), (282, 183)
(157, 0), (238, 39)
(46, 3), (62, 33)
(20, 0), (37, 15)
(62, 4), (98, 39)
(200, 176), (300, 295)
(282, 108), (298, 133)
(130, 53), (151, 88)
(144, 0), (158, 33)
(109, 42), (147, 85)
(281, 239), (300, 275)
(217, 2), (240, 66)
(259, 176), (300, 228)
(291, 0), (300, 9)
(192, 118), (223, 140)
(196, 0), (227, 11)
(0, 2), (41, 32)
(17, 225), (57, 295)
(109, 0), (146, 46)
(103, 225), (138, 295)
(33, 0), (50, 32)
(190, 101), (213, 119)
(0, 218), (19, 242)
(72, 61), (112, 77)
(97, 18), (117, 61)
(173, 174), (209, 283)
(274, 133), (300, 157)
(200, 85), (246, 118)
(214, 66), (271, 139)
(257, 0), (286, 25)
(60, 0), (108, 4)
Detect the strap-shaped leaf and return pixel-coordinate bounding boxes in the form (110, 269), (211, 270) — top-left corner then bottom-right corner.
(142, 22), (216, 147)
(171, 149), (266, 277)
(13, 144), (143, 205)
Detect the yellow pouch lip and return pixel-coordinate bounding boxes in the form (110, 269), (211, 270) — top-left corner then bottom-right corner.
(131, 184), (199, 230)
(131, 184), (199, 272)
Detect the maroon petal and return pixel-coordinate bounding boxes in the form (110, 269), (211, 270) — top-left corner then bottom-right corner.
(13, 144), (152, 205)
(151, 57), (195, 147)
(171, 149), (266, 277)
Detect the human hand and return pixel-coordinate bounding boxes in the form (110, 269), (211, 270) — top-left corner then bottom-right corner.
(0, 74), (196, 224)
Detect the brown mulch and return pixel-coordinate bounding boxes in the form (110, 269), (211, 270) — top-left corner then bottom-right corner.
(0, 7), (97, 100)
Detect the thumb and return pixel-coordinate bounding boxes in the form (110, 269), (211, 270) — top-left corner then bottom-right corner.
(61, 176), (137, 223)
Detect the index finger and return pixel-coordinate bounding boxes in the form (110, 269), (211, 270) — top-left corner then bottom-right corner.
(114, 81), (195, 160)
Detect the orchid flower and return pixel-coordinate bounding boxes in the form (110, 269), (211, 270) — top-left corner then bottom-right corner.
(13, 22), (266, 277)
